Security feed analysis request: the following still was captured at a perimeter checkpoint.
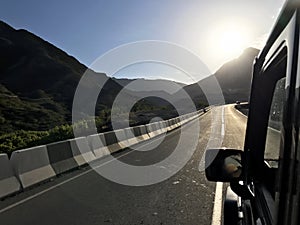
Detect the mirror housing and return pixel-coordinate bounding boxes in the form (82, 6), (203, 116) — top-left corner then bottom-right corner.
(205, 148), (243, 182)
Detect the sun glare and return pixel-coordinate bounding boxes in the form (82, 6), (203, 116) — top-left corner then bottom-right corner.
(219, 30), (245, 54)
(209, 22), (250, 61)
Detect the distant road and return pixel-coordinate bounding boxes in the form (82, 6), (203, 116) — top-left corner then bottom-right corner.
(0, 105), (246, 225)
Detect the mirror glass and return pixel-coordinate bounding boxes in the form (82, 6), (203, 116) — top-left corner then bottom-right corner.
(205, 148), (243, 182)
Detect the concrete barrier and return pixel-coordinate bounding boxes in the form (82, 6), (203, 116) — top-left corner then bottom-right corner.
(174, 117), (180, 128)
(179, 115), (187, 126)
(3, 111), (205, 196)
(159, 121), (168, 133)
(146, 122), (162, 138)
(10, 146), (55, 189)
(124, 127), (140, 146)
(175, 112), (200, 127)
(155, 122), (164, 135)
(167, 119), (177, 131)
(103, 131), (122, 153)
(0, 154), (21, 198)
(47, 140), (79, 175)
(114, 128), (131, 149)
(87, 133), (110, 159)
(140, 126), (149, 139)
(145, 123), (156, 138)
(70, 137), (96, 166)
(133, 125), (150, 141)
(171, 119), (176, 129)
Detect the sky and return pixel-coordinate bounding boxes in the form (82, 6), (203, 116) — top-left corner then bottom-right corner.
(0, 0), (286, 84)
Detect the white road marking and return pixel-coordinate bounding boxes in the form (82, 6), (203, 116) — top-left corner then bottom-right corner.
(0, 114), (202, 214)
(211, 106), (225, 225)
(221, 107), (225, 137)
(211, 182), (224, 225)
(268, 126), (281, 134)
(0, 168), (92, 214)
(0, 138), (164, 214)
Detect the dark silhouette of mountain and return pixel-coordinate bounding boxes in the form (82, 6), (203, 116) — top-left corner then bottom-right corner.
(0, 21), (130, 133)
(112, 78), (185, 93)
(0, 21), (182, 134)
(0, 20), (259, 135)
(214, 47), (259, 102)
(181, 47), (259, 105)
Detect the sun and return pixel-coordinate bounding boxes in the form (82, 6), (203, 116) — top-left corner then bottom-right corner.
(209, 23), (249, 61)
(219, 30), (245, 55)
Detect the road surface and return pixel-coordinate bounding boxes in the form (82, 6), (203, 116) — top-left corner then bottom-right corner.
(0, 105), (247, 225)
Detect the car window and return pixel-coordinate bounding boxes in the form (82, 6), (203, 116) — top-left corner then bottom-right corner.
(264, 77), (286, 168)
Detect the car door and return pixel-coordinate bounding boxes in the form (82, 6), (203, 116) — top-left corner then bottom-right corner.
(243, 8), (299, 225)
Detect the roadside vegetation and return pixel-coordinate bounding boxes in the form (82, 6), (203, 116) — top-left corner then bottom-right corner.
(0, 101), (207, 156)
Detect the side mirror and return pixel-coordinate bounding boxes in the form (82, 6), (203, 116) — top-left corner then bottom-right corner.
(205, 148), (243, 182)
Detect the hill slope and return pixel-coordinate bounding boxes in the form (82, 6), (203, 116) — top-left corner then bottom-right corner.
(0, 21), (183, 134)
(0, 20), (259, 136)
(0, 21), (128, 133)
(182, 47), (259, 105)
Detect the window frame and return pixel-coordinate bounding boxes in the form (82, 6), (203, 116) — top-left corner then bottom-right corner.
(242, 10), (299, 225)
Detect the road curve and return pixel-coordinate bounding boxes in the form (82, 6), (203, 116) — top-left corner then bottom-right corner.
(0, 105), (247, 225)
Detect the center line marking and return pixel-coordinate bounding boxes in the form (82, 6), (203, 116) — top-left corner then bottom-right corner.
(211, 106), (225, 225)
(221, 106), (225, 137)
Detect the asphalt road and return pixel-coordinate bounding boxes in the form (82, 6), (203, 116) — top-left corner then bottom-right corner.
(0, 105), (247, 225)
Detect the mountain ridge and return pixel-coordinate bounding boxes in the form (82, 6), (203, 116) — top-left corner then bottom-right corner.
(180, 47), (259, 104)
(0, 20), (259, 135)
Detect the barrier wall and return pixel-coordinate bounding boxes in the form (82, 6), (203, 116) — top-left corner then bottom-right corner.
(146, 122), (161, 138)
(124, 127), (140, 146)
(103, 131), (122, 153)
(70, 137), (96, 166)
(160, 121), (168, 133)
(0, 154), (21, 199)
(1, 108), (208, 199)
(47, 140), (79, 175)
(87, 133), (110, 159)
(10, 146), (56, 189)
(113, 129), (129, 149)
(133, 125), (150, 141)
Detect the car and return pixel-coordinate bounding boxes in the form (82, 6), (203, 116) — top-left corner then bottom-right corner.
(205, 1), (300, 225)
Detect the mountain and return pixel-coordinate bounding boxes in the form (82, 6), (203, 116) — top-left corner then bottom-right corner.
(0, 21), (181, 134)
(112, 78), (185, 94)
(0, 21), (136, 134)
(181, 47), (259, 105)
(0, 20), (259, 135)
(214, 47), (259, 102)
